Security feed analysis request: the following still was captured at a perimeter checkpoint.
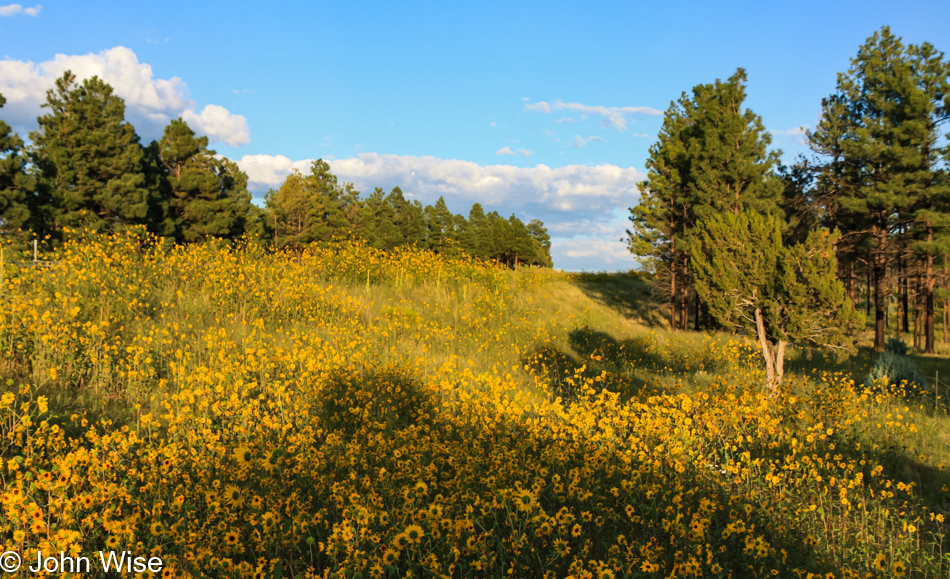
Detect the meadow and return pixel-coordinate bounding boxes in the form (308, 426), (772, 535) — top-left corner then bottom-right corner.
(1, 231), (948, 578)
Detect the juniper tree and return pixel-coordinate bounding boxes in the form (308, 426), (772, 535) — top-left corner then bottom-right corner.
(690, 211), (860, 393)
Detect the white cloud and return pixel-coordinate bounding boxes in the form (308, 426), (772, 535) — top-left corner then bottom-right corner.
(237, 152), (644, 210)
(769, 126), (806, 136)
(518, 149), (533, 157)
(524, 99), (662, 131)
(496, 146), (516, 156)
(0, 4), (41, 17)
(555, 117), (578, 124)
(0, 46), (249, 145)
(572, 135), (605, 149)
(524, 101), (551, 114)
(553, 238), (637, 268)
(182, 104), (250, 147)
(236, 154), (314, 190)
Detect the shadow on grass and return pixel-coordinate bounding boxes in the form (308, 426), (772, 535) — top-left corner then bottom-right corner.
(521, 325), (743, 402)
(571, 271), (667, 328)
(314, 367), (865, 577)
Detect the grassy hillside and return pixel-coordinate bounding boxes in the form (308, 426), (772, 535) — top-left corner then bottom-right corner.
(1, 231), (948, 578)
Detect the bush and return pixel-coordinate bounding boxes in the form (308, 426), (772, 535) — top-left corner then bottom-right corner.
(866, 338), (927, 390)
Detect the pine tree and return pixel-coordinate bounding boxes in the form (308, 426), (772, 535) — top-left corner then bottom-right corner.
(423, 196), (455, 253)
(629, 69), (782, 330)
(808, 27), (950, 352)
(156, 118), (256, 242)
(30, 72), (154, 236)
(267, 159), (357, 250)
(0, 93), (38, 246)
(690, 211), (860, 392)
(526, 219), (553, 267)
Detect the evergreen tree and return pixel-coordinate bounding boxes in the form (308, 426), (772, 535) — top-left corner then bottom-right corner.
(423, 196), (455, 253)
(267, 159), (358, 250)
(808, 27), (950, 352)
(629, 69), (782, 330)
(526, 219), (553, 267)
(690, 211), (860, 392)
(504, 215), (536, 267)
(0, 93), (37, 246)
(462, 203), (491, 260)
(30, 72), (155, 236)
(156, 118), (256, 242)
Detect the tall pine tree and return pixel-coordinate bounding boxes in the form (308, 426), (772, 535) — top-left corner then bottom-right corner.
(30, 72), (155, 237)
(156, 118), (258, 242)
(629, 69), (783, 330)
(0, 93), (37, 246)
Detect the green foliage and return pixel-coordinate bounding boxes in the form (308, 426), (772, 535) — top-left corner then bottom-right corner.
(265, 159), (360, 250)
(29, 72), (155, 237)
(690, 210), (861, 390)
(155, 118), (260, 242)
(0, 93), (38, 246)
(805, 26), (950, 353)
(629, 69), (783, 329)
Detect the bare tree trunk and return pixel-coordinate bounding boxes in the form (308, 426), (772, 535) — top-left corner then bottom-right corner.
(754, 307), (786, 394)
(943, 299), (948, 345)
(694, 294), (700, 332)
(669, 239), (677, 330)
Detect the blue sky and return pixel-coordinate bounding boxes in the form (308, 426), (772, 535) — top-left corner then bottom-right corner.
(2, 1), (949, 270)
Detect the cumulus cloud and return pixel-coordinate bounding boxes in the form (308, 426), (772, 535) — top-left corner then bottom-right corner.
(236, 152), (643, 211)
(182, 104), (250, 147)
(237, 154), (313, 191)
(524, 99), (662, 131)
(524, 101), (551, 114)
(496, 146), (516, 156)
(518, 149), (533, 157)
(0, 4), (41, 17)
(552, 237), (637, 270)
(0, 46), (249, 145)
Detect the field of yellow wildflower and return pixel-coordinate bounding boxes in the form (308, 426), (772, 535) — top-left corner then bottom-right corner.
(1, 231), (948, 578)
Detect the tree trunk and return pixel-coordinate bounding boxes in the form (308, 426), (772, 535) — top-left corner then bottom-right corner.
(943, 299), (948, 345)
(669, 242), (677, 331)
(846, 259), (856, 309)
(902, 263), (910, 334)
(694, 294), (700, 332)
(873, 228), (887, 352)
(924, 228), (936, 354)
(679, 256), (690, 331)
(754, 307), (786, 394)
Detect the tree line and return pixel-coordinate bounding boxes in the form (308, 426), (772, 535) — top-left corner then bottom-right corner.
(0, 72), (552, 268)
(629, 26), (950, 357)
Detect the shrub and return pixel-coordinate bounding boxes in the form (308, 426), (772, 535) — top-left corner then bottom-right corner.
(866, 338), (927, 390)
